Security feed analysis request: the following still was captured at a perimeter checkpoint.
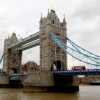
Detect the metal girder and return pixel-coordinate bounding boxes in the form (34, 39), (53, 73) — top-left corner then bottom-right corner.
(18, 40), (40, 51)
(8, 32), (39, 49)
(49, 32), (100, 66)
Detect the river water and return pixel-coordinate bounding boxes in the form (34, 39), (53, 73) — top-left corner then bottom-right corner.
(0, 85), (100, 100)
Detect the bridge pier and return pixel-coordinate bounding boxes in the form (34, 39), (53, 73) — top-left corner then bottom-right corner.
(23, 8), (79, 92)
(0, 75), (9, 85)
(23, 71), (79, 92)
(0, 75), (24, 88)
(53, 74), (79, 91)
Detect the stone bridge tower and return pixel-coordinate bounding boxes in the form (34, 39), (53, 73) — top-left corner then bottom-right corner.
(39, 8), (67, 71)
(3, 33), (22, 74)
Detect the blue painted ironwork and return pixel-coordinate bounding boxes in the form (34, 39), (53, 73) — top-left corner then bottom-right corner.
(53, 69), (100, 75)
(8, 66), (10, 69)
(17, 66), (20, 69)
(0, 54), (4, 63)
(8, 32), (39, 49)
(66, 37), (100, 60)
(9, 73), (28, 80)
(49, 32), (100, 66)
(18, 39), (40, 51)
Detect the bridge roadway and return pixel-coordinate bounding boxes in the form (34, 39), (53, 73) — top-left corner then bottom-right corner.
(53, 69), (100, 75)
(8, 69), (100, 80)
(9, 73), (28, 80)
(8, 32), (39, 50)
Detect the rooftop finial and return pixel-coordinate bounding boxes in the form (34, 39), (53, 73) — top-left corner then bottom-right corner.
(51, 6), (55, 12)
(12, 32), (16, 35)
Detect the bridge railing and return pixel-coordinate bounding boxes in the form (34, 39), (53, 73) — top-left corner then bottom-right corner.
(53, 69), (100, 75)
(9, 73), (28, 80)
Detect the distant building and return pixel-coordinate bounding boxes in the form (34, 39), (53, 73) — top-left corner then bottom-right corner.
(78, 75), (100, 84)
(20, 61), (40, 73)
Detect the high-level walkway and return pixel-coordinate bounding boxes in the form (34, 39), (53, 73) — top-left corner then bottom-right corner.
(8, 32), (39, 50)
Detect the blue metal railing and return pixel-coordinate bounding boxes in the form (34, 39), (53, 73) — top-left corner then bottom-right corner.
(10, 73), (28, 80)
(53, 69), (100, 75)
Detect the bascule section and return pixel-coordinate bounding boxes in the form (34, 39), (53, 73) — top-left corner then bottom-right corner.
(3, 33), (22, 74)
(39, 8), (67, 71)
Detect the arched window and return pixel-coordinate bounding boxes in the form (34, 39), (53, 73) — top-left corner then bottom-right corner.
(52, 21), (54, 24)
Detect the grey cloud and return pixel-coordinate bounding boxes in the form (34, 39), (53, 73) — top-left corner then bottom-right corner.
(73, 0), (100, 20)
(0, 0), (100, 68)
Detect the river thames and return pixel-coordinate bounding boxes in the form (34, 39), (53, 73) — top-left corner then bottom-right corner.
(0, 85), (100, 100)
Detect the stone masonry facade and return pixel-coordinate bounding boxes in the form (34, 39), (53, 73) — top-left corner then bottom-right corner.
(3, 33), (22, 74)
(39, 8), (67, 71)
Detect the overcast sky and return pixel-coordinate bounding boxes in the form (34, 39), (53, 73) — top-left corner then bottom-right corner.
(0, 0), (100, 69)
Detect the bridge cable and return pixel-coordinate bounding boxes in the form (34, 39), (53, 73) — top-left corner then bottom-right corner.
(0, 54), (4, 63)
(67, 39), (100, 63)
(49, 32), (100, 66)
(66, 37), (100, 60)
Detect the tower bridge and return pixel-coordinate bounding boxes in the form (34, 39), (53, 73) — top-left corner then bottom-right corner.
(0, 8), (100, 90)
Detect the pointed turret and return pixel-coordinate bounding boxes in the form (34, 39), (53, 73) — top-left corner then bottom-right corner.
(63, 15), (67, 28)
(40, 14), (43, 26)
(40, 13), (43, 22)
(63, 15), (66, 23)
(47, 9), (50, 18)
(47, 9), (51, 24)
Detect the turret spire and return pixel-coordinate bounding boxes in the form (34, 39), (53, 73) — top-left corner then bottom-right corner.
(63, 15), (66, 23)
(40, 13), (42, 21)
(47, 9), (50, 18)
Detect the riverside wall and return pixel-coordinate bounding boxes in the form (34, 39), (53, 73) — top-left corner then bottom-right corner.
(78, 75), (100, 84)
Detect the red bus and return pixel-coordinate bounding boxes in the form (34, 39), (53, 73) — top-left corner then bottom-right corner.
(72, 66), (86, 70)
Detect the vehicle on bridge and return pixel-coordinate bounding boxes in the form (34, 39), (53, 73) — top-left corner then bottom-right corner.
(72, 66), (86, 70)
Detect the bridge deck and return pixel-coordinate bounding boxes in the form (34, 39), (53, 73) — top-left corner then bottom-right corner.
(53, 69), (100, 75)
(9, 73), (28, 80)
